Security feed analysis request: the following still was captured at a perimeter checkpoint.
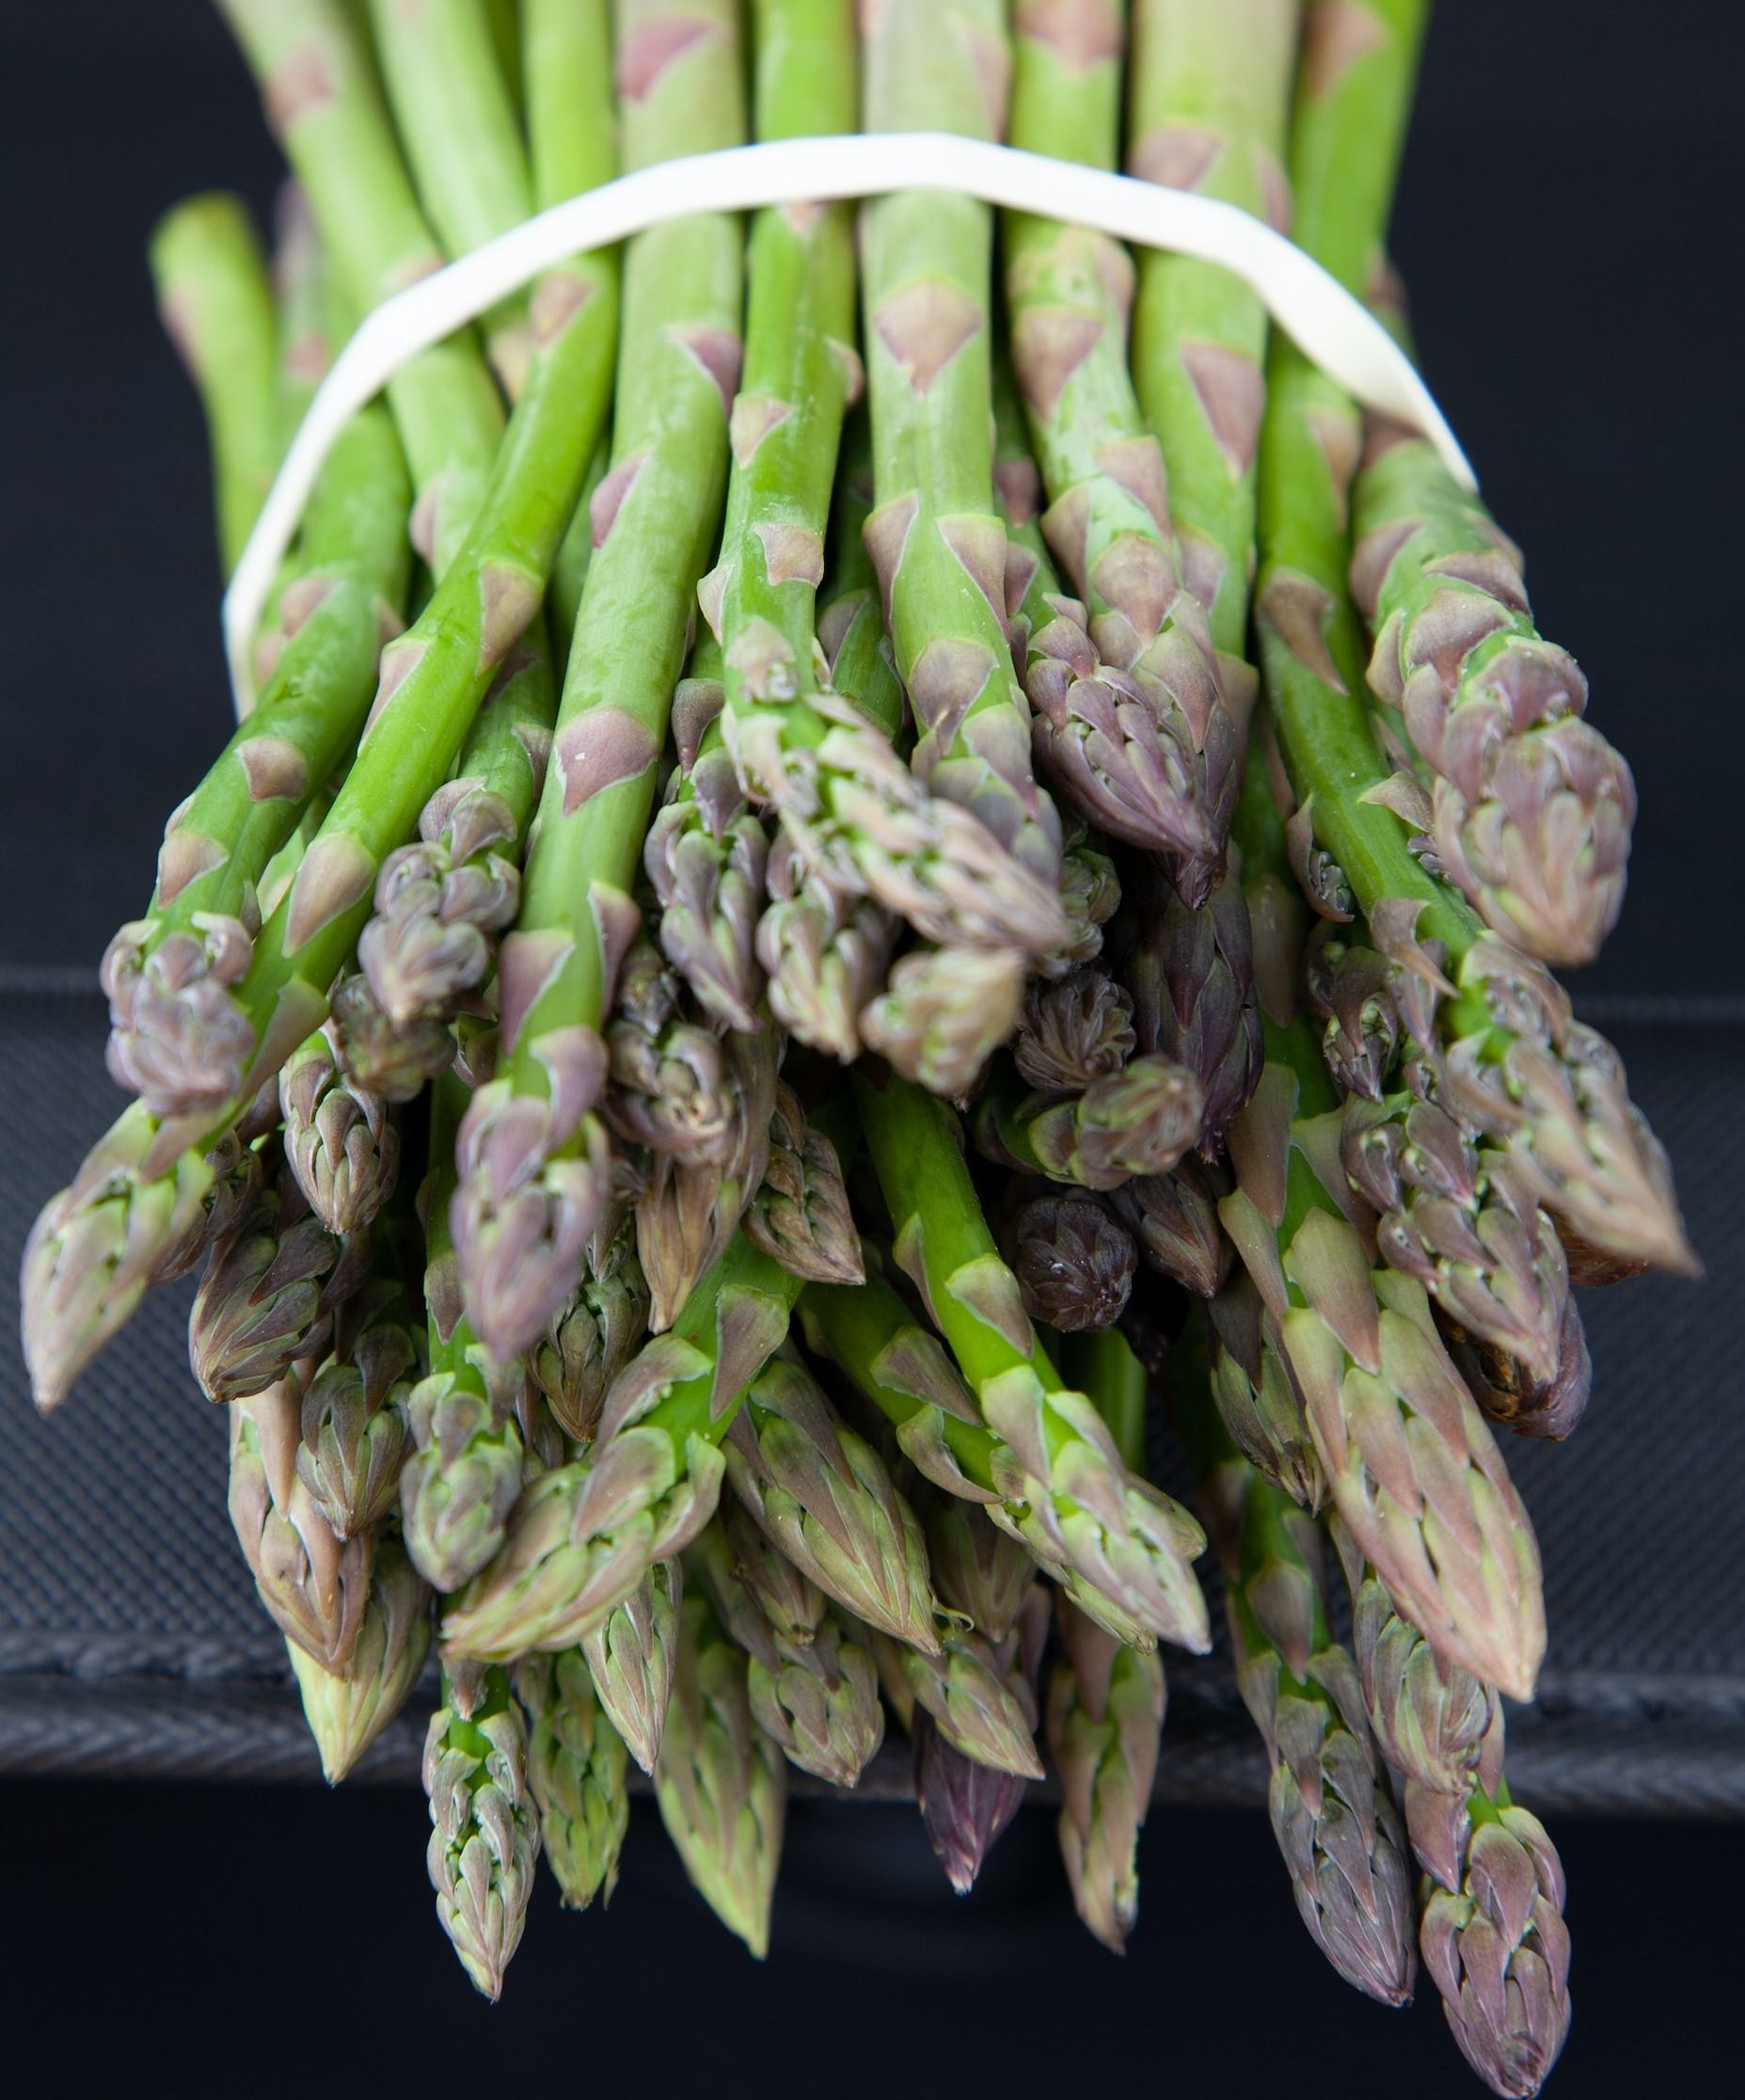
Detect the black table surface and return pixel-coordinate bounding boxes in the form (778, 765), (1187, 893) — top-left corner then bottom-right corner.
(3, 5), (1740, 2093)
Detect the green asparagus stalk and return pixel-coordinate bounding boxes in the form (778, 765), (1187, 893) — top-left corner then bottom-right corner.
(1043, 1328), (1167, 1952)
(530, 1211), (651, 1442)
(852, 1071), (1210, 1652)
(367, 0), (534, 394)
(1255, 0), (1690, 1277)
(343, 620), (556, 1062)
(150, 193), (281, 577)
(1420, 1775), (1573, 2097)
(742, 1083), (864, 1286)
(218, 0), (505, 570)
(722, 1353), (942, 1650)
(645, 638), (769, 1035)
(690, 1509), (884, 1790)
(580, 1558), (683, 1775)
(708, 0), (1066, 1015)
(515, 1647), (631, 1913)
(452, 0), (742, 1358)
(399, 1070), (527, 1594)
(1351, 415), (1633, 970)
(278, 1025), (400, 1233)
(270, 180), (331, 453)
(423, 1664), (542, 2000)
(634, 1019), (781, 1331)
(1212, 756), (1549, 1696)
(751, 427), (900, 1057)
(1120, 852), (1263, 1162)
(101, 403), (409, 1118)
(229, 1372), (375, 1674)
(1005, 0), (1234, 896)
(288, 1532), (430, 1781)
(654, 1589), (787, 1958)
(189, 1164), (371, 1404)
(441, 1227), (806, 1661)
(860, 0), (1065, 900)
(293, 1267), (421, 1539)
(1175, 1319), (1418, 2005)
(1127, 0), (1299, 697)
(805, 1258), (1174, 1646)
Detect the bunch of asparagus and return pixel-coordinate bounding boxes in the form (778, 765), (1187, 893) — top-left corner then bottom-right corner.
(21, 1), (1689, 2089)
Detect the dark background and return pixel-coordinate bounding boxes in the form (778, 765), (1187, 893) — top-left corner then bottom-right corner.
(2, 4), (1738, 2094)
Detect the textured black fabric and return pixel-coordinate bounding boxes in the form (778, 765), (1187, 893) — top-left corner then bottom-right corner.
(4, 989), (1737, 1807)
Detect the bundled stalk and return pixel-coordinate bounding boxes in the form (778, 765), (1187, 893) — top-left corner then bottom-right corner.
(22, 3), (1686, 2077)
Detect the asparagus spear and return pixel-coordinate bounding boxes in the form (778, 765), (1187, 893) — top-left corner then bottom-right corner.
(1119, 853), (1262, 1162)
(1420, 1777), (1573, 2097)
(1126, 0), (1299, 702)
(1112, 1157), (1228, 1300)
(645, 638), (769, 1035)
(908, 1585), (1051, 1891)
(270, 181), (331, 454)
(149, 193), (281, 577)
(1013, 962), (1136, 1094)
(580, 1558), (682, 1776)
(742, 1084), (864, 1286)
(229, 1372), (374, 1675)
(1352, 412), (1633, 970)
(850, 1070), (1210, 1652)
(188, 1164), (371, 1404)
(101, 403), (409, 1118)
(751, 430), (898, 1057)
(452, 0), (742, 1358)
(423, 1664), (541, 2000)
(288, 1533), (430, 1781)
(217, 0), (505, 572)
(654, 1588), (787, 1958)
(801, 1258), (1196, 1651)
(1257, 0), (1690, 1277)
(1005, 0), (1232, 897)
(399, 1070), (527, 1594)
(1212, 753), (1548, 1697)
(278, 1025), (400, 1233)
(366, 0), (535, 394)
(690, 1508), (884, 1790)
(515, 1648), (631, 1913)
(293, 1265), (420, 1539)
(1045, 1328), (1166, 1952)
(722, 1353), (942, 1650)
(1331, 1502), (1574, 2088)
(860, 0), (1065, 905)
(341, 621), (556, 1077)
(1175, 1319), (1418, 2006)
(974, 1053), (1205, 1191)
(529, 1211), (651, 1442)
(441, 1228), (804, 1661)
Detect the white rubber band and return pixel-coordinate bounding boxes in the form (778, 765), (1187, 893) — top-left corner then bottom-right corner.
(225, 131), (1473, 711)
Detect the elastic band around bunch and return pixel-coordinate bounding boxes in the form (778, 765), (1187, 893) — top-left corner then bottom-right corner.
(225, 131), (1474, 712)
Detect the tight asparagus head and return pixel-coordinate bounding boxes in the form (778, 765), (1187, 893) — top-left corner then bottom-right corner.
(654, 1589), (787, 1958)
(515, 1647), (630, 1914)
(423, 1663), (541, 2001)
